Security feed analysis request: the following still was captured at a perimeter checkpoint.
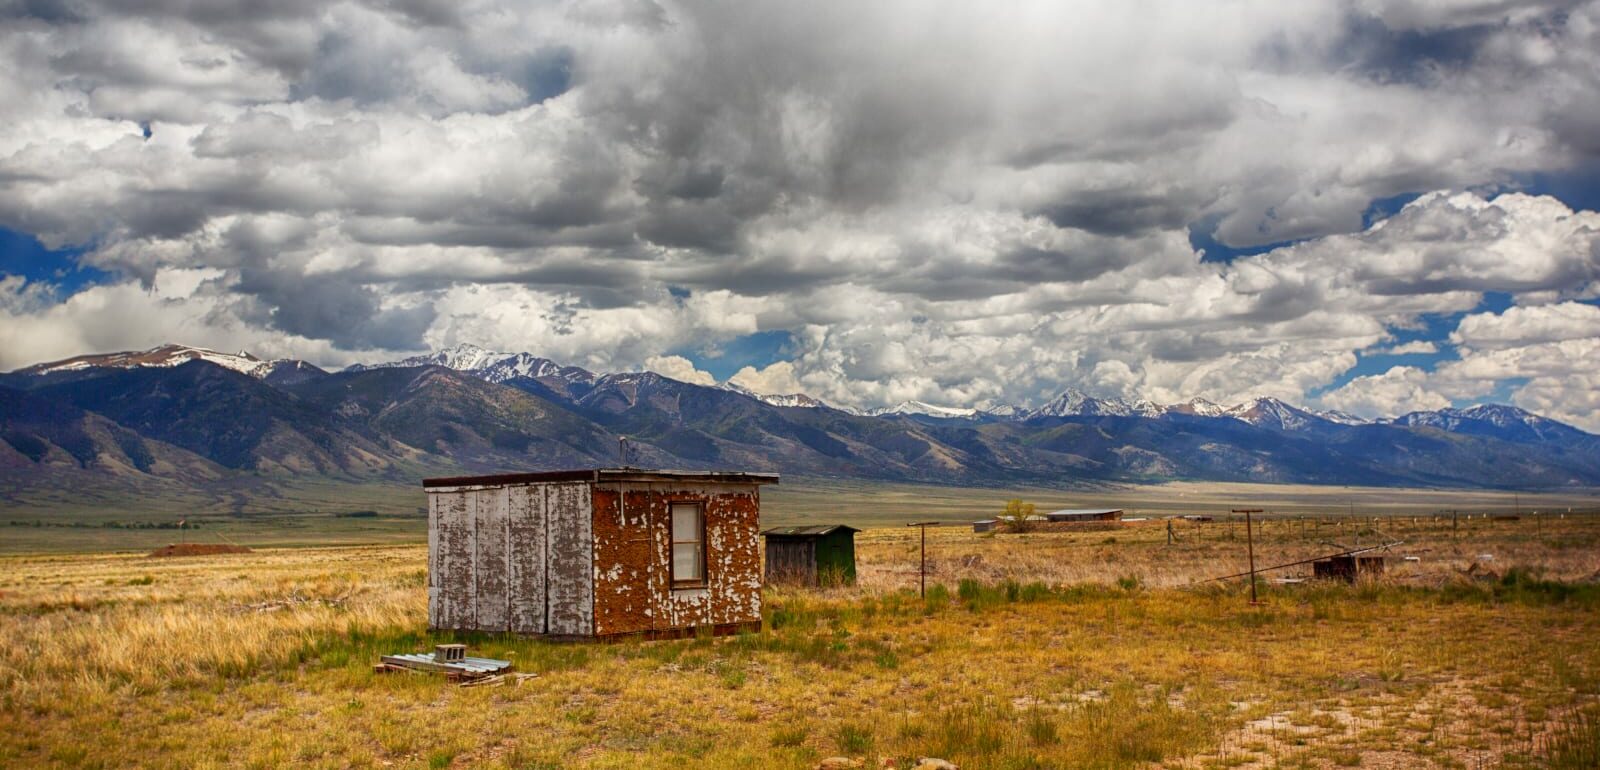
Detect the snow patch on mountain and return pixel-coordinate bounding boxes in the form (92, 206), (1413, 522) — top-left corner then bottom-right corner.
(1224, 397), (1327, 431)
(17, 344), (283, 378)
(1031, 388), (1162, 418)
(1165, 398), (1228, 417)
(871, 400), (980, 418)
(1317, 409), (1371, 425)
(716, 381), (832, 409)
(347, 343), (594, 385)
(347, 343), (510, 373)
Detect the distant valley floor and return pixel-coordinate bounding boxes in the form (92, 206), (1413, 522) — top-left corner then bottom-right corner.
(2, 476), (1598, 554)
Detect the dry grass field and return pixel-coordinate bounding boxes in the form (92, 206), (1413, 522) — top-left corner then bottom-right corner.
(3, 508), (1599, 769)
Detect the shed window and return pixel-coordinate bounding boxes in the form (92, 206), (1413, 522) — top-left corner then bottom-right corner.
(671, 502), (705, 585)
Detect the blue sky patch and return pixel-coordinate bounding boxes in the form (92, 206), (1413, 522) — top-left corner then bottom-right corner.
(680, 329), (795, 381)
(1186, 213), (1308, 263)
(1510, 160), (1600, 214)
(1361, 191), (1424, 228)
(1310, 291), (1516, 406)
(0, 227), (107, 296)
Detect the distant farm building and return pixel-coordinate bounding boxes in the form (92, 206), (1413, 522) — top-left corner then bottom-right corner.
(422, 468), (778, 640)
(762, 525), (859, 586)
(1044, 508), (1124, 523)
(972, 519), (998, 533)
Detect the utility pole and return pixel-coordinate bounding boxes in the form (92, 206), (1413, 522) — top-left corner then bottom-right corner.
(1234, 509), (1264, 604)
(907, 522), (939, 597)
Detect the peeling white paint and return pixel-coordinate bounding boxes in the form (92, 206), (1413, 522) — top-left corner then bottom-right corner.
(429, 478), (764, 638)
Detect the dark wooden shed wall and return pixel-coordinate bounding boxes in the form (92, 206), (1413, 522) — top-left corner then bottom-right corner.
(763, 528), (856, 586)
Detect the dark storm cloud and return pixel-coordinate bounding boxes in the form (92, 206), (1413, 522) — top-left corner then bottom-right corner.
(5, 0), (1600, 425)
(236, 267), (436, 350)
(1036, 193), (1206, 238)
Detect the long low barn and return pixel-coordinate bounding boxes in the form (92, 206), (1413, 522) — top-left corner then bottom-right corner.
(422, 468), (778, 641)
(1043, 508), (1124, 523)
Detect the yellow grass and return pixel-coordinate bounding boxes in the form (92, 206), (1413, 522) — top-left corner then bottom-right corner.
(3, 517), (1599, 769)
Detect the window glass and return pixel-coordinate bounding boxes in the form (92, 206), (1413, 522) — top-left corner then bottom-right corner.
(672, 504), (698, 541)
(672, 543), (701, 581)
(670, 503), (704, 583)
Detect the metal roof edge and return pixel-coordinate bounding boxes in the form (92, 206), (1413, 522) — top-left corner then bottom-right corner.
(760, 524), (859, 536)
(423, 467), (779, 488)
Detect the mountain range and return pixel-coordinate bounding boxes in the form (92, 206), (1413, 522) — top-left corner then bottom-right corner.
(4, 343), (1600, 512)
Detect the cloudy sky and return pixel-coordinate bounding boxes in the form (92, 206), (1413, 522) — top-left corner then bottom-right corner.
(2, 1), (1599, 428)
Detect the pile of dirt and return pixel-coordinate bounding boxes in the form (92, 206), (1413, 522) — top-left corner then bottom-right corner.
(148, 543), (253, 558)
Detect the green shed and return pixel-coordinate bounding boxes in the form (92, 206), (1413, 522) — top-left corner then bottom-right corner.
(761, 525), (859, 586)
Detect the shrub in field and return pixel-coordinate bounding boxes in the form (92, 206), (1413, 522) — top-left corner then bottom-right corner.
(835, 722), (875, 754)
(998, 499), (1037, 532)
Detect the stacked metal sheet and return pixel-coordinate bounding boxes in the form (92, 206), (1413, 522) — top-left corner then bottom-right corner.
(376, 651), (513, 681)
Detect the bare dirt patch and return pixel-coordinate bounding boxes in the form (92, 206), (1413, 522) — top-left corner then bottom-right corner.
(147, 543), (252, 558)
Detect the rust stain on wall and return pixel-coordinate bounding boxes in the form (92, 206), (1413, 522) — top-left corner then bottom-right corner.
(427, 472), (769, 638)
(592, 483), (762, 637)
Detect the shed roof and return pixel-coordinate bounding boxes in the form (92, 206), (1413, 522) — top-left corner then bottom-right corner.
(423, 467), (780, 489)
(760, 525), (859, 537)
(1045, 508), (1123, 516)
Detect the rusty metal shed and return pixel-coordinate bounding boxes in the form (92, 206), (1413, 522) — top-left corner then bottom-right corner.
(761, 525), (859, 586)
(422, 468), (778, 640)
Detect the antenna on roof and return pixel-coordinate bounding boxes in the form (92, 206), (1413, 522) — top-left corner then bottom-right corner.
(618, 436), (630, 468)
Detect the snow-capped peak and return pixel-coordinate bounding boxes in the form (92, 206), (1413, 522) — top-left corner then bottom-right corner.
(716, 381), (830, 409)
(1032, 388), (1095, 416)
(1452, 404), (1542, 427)
(1032, 388), (1157, 418)
(1164, 397), (1227, 417)
(871, 400), (980, 418)
(16, 344), (278, 378)
(974, 400), (1026, 419)
(1316, 409), (1370, 425)
(478, 353), (593, 384)
(348, 343), (510, 373)
(1391, 404), (1583, 440)
(344, 345), (594, 385)
(1224, 397), (1326, 431)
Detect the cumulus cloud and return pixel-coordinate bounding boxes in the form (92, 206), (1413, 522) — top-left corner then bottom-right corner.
(1321, 366), (1452, 418)
(1451, 302), (1600, 349)
(728, 360), (805, 396)
(2, 0), (1600, 428)
(643, 354), (715, 386)
(1375, 340), (1439, 355)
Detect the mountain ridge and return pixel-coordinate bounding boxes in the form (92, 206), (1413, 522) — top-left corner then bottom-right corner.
(14, 343), (1590, 435)
(4, 344), (1598, 506)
